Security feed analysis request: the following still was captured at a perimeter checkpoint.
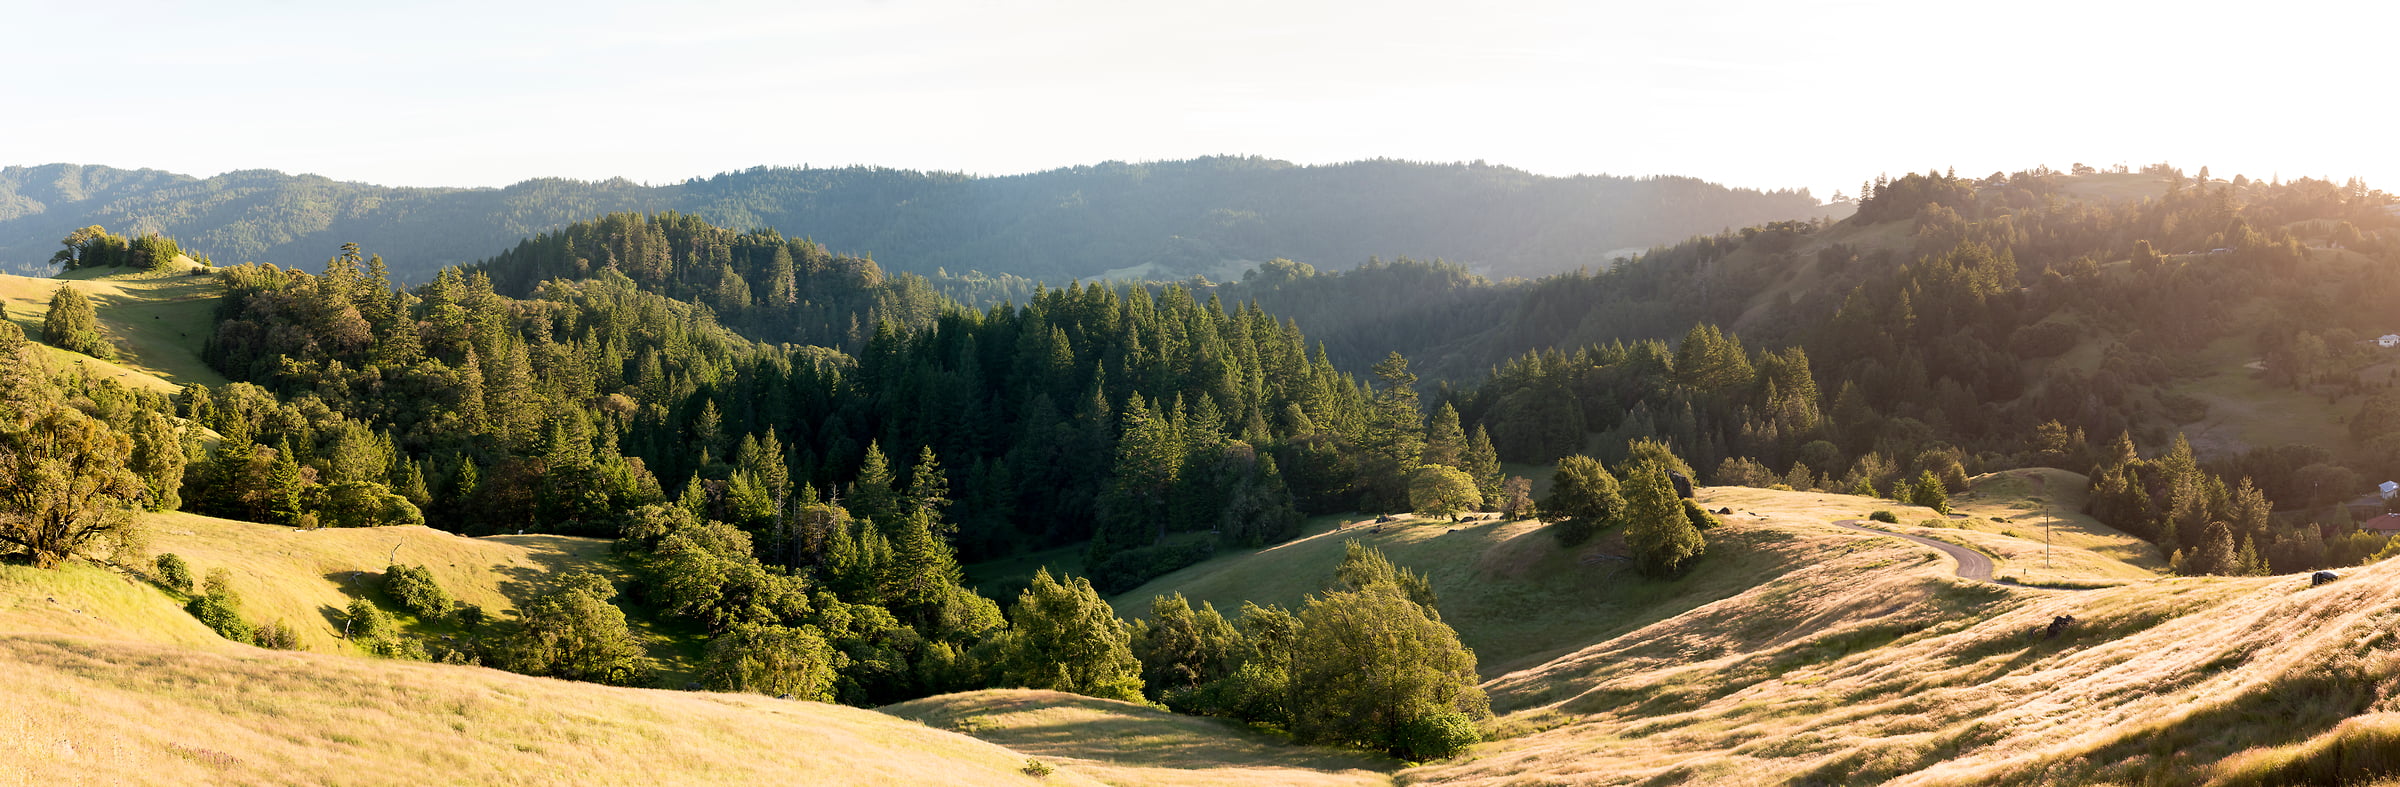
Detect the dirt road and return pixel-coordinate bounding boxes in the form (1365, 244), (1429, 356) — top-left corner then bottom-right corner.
(1832, 519), (1996, 582)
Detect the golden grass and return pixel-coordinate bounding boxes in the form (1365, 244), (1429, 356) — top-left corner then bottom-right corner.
(136, 512), (615, 653)
(886, 689), (1396, 786)
(0, 633), (1104, 787)
(1111, 504), (1824, 679)
(0, 258), (226, 391)
(1927, 469), (2167, 585)
(1401, 482), (2400, 786)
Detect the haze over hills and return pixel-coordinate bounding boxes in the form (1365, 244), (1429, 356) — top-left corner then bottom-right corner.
(0, 158), (1835, 284)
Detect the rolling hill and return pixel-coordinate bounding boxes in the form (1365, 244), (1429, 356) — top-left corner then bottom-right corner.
(0, 257), (225, 392)
(0, 511), (1396, 786)
(0, 159), (1837, 283)
(11, 470), (2400, 785)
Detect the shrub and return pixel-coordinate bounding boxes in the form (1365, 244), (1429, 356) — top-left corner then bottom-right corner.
(187, 568), (252, 643)
(1394, 710), (1482, 761)
(1682, 499), (1720, 531)
(253, 620), (301, 650)
(456, 604), (488, 629)
(383, 564), (456, 622)
(154, 553), (192, 593)
(188, 595), (252, 644)
(1021, 759), (1054, 779)
(1869, 510), (1899, 524)
(346, 598), (394, 639)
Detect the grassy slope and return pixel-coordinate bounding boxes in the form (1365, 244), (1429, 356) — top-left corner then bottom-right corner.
(0, 633), (1103, 787)
(0, 257), (227, 392)
(1, 514), (1390, 786)
(139, 511), (620, 653)
(1398, 485), (2395, 786)
(887, 689), (1397, 787)
(1902, 469), (2166, 586)
(1, 521), (1088, 786)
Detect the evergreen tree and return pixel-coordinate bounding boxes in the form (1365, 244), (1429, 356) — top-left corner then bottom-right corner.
(1623, 466), (1703, 577)
(848, 442), (901, 527)
(1421, 403), (1467, 469)
(1462, 426), (1502, 503)
(1909, 470), (1950, 514)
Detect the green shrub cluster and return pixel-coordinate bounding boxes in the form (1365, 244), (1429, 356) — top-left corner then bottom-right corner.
(383, 564), (456, 622)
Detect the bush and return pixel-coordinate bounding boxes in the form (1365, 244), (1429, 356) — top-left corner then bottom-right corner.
(1682, 499), (1720, 531)
(1869, 510), (1898, 524)
(154, 553), (192, 593)
(345, 598), (427, 660)
(188, 595), (252, 644)
(253, 620), (301, 650)
(456, 604), (489, 629)
(1394, 710), (1482, 761)
(187, 568), (251, 643)
(383, 564), (456, 622)
(346, 598), (396, 641)
(1021, 759), (1054, 779)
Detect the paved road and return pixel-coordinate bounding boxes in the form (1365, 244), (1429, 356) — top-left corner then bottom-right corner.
(1832, 519), (1995, 582)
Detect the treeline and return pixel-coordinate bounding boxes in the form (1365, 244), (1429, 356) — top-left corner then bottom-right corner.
(199, 224), (1517, 570)
(468, 212), (949, 350)
(0, 159), (1832, 283)
(46, 224), (189, 271)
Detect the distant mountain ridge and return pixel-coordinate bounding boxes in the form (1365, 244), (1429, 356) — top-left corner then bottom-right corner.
(0, 158), (1836, 283)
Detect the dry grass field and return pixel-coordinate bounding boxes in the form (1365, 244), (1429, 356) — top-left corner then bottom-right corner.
(11, 477), (2400, 785)
(887, 689), (1397, 786)
(0, 258), (226, 392)
(0, 633), (1106, 787)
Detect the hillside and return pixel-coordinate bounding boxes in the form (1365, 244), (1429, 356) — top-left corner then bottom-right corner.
(0, 631), (1111, 786)
(1100, 482), (2400, 784)
(0, 514), (1401, 786)
(1112, 479), (2163, 679)
(0, 160), (1835, 283)
(1412, 511), (2400, 785)
(0, 257), (224, 391)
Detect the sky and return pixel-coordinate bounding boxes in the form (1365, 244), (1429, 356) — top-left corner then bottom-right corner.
(5, 0), (2397, 200)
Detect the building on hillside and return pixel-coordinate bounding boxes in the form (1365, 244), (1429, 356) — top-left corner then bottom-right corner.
(2363, 514), (2400, 534)
(2383, 480), (2399, 500)
(2380, 334), (2400, 348)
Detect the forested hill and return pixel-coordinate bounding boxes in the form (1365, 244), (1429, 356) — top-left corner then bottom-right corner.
(0, 159), (1833, 282)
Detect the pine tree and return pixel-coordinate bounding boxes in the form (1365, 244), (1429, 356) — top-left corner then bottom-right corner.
(907, 445), (951, 537)
(266, 440), (307, 526)
(1910, 469), (1950, 514)
(1624, 465), (1703, 576)
(1421, 403), (1466, 469)
(848, 441), (900, 527)
(1462, 426), (1502, 502)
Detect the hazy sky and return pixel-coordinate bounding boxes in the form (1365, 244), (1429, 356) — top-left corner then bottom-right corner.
(6, 0), (2394, 200)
